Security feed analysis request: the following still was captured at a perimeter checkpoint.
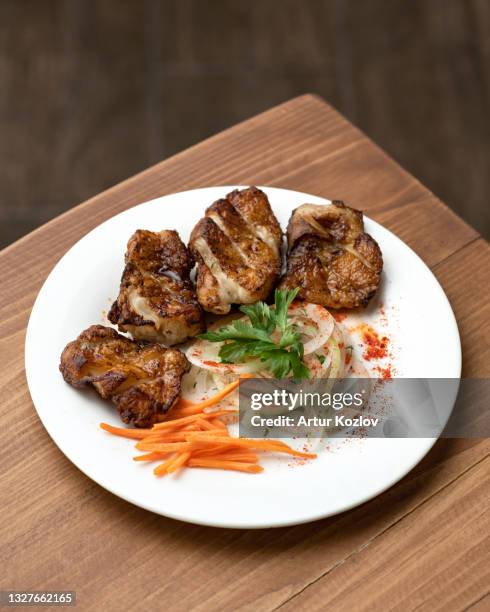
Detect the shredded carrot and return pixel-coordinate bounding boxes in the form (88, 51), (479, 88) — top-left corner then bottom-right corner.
(183, 429), (229, 439)
(153, 455), (178, 477)
(198, 419), (219, 431)
(187, 459), (263, 474)
(141, 432), (190, 443)
(166, 406), (205, 419)
(152, 410), (237, 431)
(155, 398), (197, 421)
(160, 422), (201, 432)
(186, 378), (244, 410)
(195, 451), (259, 462)
(210, 418), (227, 430)
(187, 444), (229, 457)
(186, 436), (317, 459)
(167, 451), (191, 474)
(100, 423), (152, 439)
(135, 441), (190, 453)
(165, 374), (253, 419)
(100, 370), (317, 478)
(133, 452), (164, 462)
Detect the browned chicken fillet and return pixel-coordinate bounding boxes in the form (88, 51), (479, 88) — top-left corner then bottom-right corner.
(280, 201), (383, 309)
(59, 325), (189, 427)
(108, 230), (204, 345)
(189, 187), (282, 314)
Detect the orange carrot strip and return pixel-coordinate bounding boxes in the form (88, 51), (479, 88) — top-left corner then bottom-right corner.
(184, 429), (229, 439)
(186, 431), (286, 452)
(100, 422), (152, 439)
(181, 423), (200, 430)
(151, 422), (200, 433)
(187, 459), (263, 474)
(133, 452), (165, 462)
(141, 432), (191, 444)
(152, 410), (237, 431)
(165, 406), (206, 419)
(142, 427), (227, 445)
(153, 454), (177, 477)
(155, 399), (198, 422)
(154, 422), (199, 431)
(186, 436), (317, 459)
(186, 379), (242, 410)
(166, 375), (252, 418)
(135, 441), (190, 453)
(167, 451), (191, 474)
(210, 418), (227, 430)
(188, 444), (229, 457)
(197, 451), (258, 462)
(198, 419), (219, 431)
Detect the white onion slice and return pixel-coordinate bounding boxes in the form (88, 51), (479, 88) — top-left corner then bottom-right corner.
(323, 320), (349, 381)
(185, 337), (262, 375)
(181, 366), (215, 402)
(289, 303), (335, 355)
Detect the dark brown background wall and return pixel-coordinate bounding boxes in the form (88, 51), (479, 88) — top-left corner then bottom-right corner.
(1, 0), (489, 248)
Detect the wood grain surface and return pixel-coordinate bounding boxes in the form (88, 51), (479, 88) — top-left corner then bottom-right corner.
(0, 94), (488, 611)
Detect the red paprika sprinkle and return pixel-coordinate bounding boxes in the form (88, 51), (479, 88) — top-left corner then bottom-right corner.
(374, 365), (393, 380)
(361, 326), (389, 361)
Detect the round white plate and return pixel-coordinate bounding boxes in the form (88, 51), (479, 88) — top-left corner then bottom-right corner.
(25, 186), (461, 528)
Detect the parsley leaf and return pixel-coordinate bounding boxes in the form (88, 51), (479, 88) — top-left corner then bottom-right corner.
(197, 288), (310, 379)
(219, 339), (259, 363)
(288, 352), (310, 380)
(239, 301), (275, 335)
(274, 287), (299, 332)
(199, 319), (270, 343)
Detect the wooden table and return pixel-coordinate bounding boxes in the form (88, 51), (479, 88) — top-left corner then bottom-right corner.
(1, 95), (488, 611)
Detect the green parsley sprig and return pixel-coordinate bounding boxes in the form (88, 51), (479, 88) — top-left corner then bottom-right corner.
(198, 288), (310, 379)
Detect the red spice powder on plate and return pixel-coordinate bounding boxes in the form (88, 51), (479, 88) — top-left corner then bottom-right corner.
(331, 310), (348, 323)
(374, 365), (393, 380)
(361, 325), (389, 361)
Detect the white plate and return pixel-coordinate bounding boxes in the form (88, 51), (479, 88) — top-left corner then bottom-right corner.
(25, 186), (461, 528)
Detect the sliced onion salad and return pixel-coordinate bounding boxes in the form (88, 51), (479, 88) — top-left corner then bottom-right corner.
(180, 365), (242, 410)
(181, 300), (371, 444)
(288, 302), (335, 355)
(185, 336), (264, 376)
(185, 301), (354, 381)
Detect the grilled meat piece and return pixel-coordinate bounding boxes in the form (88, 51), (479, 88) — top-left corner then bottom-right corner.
(60, 325), (189, 427)
(108, 230), (204, 345)
(189, 187), (282, 314)
(280, 201), (383, 309)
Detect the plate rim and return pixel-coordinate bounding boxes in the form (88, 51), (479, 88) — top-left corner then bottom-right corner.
(24, 185), (462, 528)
